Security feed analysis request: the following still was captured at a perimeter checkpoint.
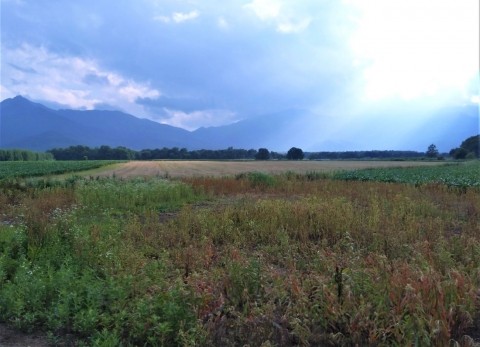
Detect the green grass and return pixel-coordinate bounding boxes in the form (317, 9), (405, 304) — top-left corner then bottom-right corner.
(0, 161), (120, 180)
(0, 177), (207, 346)
(76, 177), (205, 213)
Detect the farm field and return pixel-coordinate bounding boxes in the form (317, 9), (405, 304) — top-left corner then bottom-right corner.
(95, 159), (447, 178)
(0, 160), (119, 180)
(334, 161), (480, 189)
(0, 161), (479, 346)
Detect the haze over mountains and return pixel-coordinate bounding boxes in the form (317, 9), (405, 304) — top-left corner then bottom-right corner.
(0, 96), (478, 152)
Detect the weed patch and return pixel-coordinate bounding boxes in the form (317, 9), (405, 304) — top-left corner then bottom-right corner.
(0, 168), (479, 345)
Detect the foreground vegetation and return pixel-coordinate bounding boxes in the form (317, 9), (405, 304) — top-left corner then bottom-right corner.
(0, 162), (479, 346)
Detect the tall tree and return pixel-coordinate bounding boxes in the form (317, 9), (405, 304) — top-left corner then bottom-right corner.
(255, 148), (270, 160)
(426, 144), (439, 158)
(287, 147), (304, 160)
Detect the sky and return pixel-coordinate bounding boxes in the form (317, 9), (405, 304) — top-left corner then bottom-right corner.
(1, 0), (479, 148)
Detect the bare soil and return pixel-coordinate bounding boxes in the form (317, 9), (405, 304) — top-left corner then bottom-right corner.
(0, 323), (49, 347)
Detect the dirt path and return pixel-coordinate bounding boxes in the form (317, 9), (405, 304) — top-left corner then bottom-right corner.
(95, 160), (445, 179)
(0, 323), (49, 347)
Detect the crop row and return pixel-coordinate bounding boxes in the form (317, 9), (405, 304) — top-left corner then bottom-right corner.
(0, 160), (119, 180)
(333, 161), (480, 188)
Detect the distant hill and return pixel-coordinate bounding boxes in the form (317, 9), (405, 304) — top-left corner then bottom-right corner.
(0, 96), (205, 151)
(407, 105), (480, 152)
(0, 95), (478, 152)
(192, 105), (479, 152)
(192, 109), (316, 150)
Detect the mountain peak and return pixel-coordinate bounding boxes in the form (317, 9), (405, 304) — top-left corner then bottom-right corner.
(1, 95), (53, 112)
(3, 95), (30, 103)
(1, 97), (204, 150)
(12, 95), (28, 101)
(2, 95), (34, 106)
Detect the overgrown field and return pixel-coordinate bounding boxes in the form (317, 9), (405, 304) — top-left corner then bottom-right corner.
(0, 160), (119, 180)
(0, 162), (479, 346)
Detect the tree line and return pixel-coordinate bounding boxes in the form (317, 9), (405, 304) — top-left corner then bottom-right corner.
(47, 145), (286, 161)
(308, 150), (424, 160)
(3, 134), (477, 161)
(46, 145), (433, 161)
(0, 149), (54, 161)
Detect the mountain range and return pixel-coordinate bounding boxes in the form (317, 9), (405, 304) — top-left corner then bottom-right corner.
(0, 95), (478, 152)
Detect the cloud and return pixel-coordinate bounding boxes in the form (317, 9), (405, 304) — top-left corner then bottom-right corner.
(276, 17), (311, 33)
(244, 0), (281, 20)
(82, 73), (110, 86)
(153, 15), (171, 23)
(244, 0), (311, 33)
(8, 63), (37, 74)
(40, 87), (97, 110)
(0, 84), (16, 100)
(137, 95), (217, 113)
(160, 109), (238, 131)
(1, 44), (160, 115)
(119, 84), (159, 103)
(154, 10), (199, 23)
(217, 17), (229, 29)
(137, 95), (239, 130)
(348, 0), (479, 102)
(173, 10), (199, 23)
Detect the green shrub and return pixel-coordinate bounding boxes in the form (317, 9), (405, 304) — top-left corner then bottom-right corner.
(236, 172), (276, 189)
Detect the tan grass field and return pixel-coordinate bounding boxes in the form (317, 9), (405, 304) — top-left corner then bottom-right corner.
(96, 160), (445, 178)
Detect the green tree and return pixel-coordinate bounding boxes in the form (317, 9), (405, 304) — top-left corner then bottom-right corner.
(460, 135), (479, 158)
(449, 147), (467, 159)
(449, 134), (479, 159)
(287, 147), (304, 160)
(255, 148), (270, 160)
(426, 144), (439, 158)
(0, 149), (53, 161)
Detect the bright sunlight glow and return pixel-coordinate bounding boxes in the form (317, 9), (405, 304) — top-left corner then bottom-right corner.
(348, 0), (479, 102)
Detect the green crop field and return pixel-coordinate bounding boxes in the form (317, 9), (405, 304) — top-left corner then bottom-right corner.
(333, 161), (480, 188)
(0, 161), (479, 346)
(0, 160), (119, 180)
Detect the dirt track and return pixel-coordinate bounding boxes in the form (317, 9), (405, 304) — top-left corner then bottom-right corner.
(0, 323), (49, 347)
(95, 160), (445, 178)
